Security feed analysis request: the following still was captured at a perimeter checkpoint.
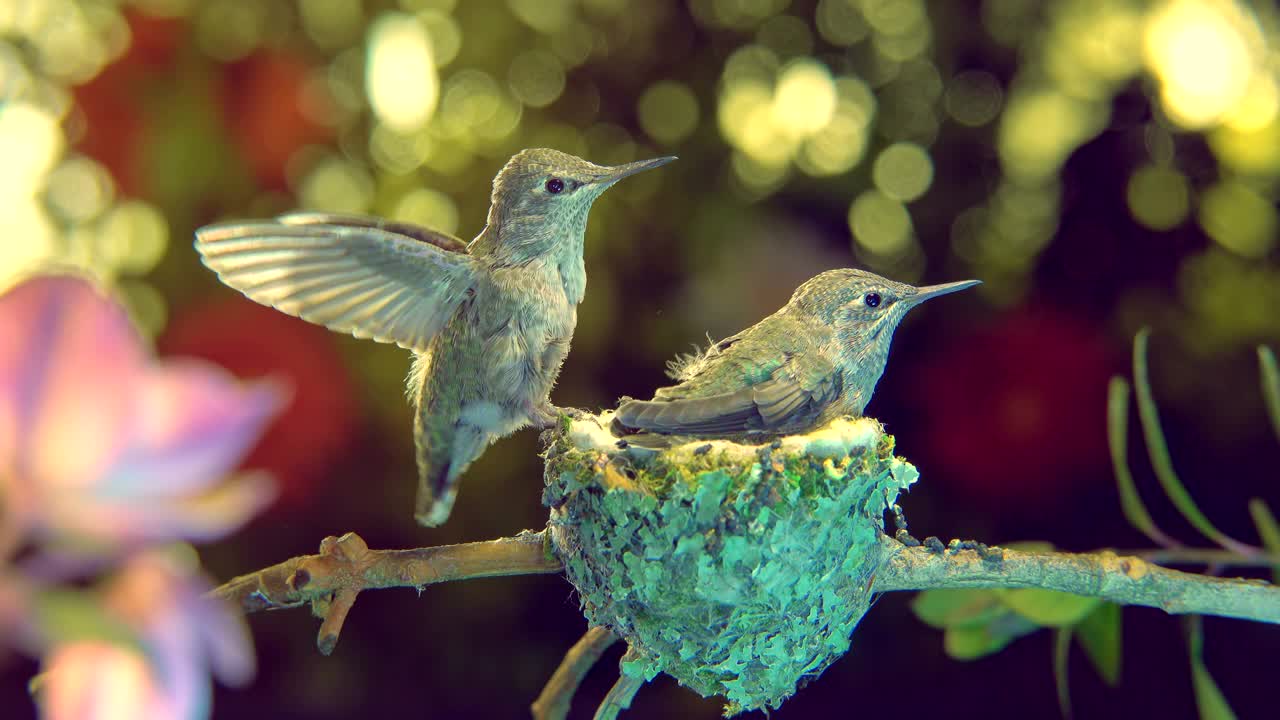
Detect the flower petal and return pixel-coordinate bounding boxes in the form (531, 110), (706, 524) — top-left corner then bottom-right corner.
(177, 569), (256, 687)
(39, 642), (162, 720)
(127, 471), (277, 544)
(105, 361), (287, 497)
(0, 276), (142, 494)
(43, 471), (276, 546)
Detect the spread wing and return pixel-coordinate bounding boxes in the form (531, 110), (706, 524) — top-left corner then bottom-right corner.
(195, 216), (476, 352)
(275, 211), (470, 253)
(616, 355), (841, 436)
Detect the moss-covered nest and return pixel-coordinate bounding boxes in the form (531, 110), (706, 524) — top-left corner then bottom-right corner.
(543, 412), (918, 715)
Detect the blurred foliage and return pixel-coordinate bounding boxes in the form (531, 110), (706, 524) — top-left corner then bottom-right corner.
(3, 0), (1277, 322)
(914, 328), (1280, 720)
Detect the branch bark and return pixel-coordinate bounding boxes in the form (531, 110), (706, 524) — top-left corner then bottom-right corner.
(210, 529), (562, 653)
(873, 536), (1280, 624)
(593, 648), (645, 720)
(532, 626), (619, 720)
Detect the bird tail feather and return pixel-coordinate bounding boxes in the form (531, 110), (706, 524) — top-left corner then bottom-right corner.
(414, 418), (489, 527)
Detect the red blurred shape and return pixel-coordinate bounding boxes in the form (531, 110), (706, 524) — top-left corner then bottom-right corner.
(159, 296), (358, 509)
(124, 10), (187, 68)
(72, 11), (334, 197)
(71, 10), (187, 196)
(910, 307), (1115, 506)
(221, 50), (334, 191)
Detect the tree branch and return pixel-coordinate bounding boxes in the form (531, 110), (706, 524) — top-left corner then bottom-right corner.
(873, 536), (1280, 624)
(593, 647), (645, 720)
(210, 529), (562, 653)
(532, 626), (619, 720)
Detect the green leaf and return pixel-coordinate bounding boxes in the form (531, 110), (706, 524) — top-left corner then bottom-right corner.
(1187, 617), (1238, 720)
(1108, 376), (1167, 544)
(1132, 329), (1232, 548)
(1075, 602), (1122, 685)
(912, 588), (1004, 629)
(998, 588), (1101, 628)
(1247, 499), (1280, 585)
(1192, 663), (1237, 720)
(1258, 346), (1280, 444)
(34, 589), (139, 651)
(1053, 628), (1073, 720)
(942, 612), (1039, 660)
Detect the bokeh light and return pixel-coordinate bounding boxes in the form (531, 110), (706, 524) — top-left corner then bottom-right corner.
(638, 81), (700, 145)
(392, 187), (460, 236)
(1126, 165), (1189, 231)
(1198, 180), (1278, 258)
(945, 70), (1003, 127)
(1144, 0), (1261, 129)
(772, 59), (837, 136)
(872, 142), (933, 202)
(815, 0), (868, 46)
(366, 12), (439, 133)
(0, 102), (63, 200)
(849, 189), (913, 256)
(508, 50), (566, 109)
(998, 90), (1104, 181)
(298, 155), (374, 213)
(96, 201), (168, 275)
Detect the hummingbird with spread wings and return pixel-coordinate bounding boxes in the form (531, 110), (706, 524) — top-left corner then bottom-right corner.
(195, 149), (675, 526)
(614, 268), (979, 437)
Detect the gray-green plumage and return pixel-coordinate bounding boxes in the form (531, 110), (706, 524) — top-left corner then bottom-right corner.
(615, 269), (979, 436)
(194, 149), (674, 526)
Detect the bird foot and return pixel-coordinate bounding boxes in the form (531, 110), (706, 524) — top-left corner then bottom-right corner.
(530, 403), (584, 429)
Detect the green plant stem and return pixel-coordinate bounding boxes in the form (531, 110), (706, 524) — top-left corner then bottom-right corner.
(1135, 548), (1280, 568)
(874, 537), (1280, 625)
(1131, 330), (1256, 556)
(1107, 376), (1180, 548)
(1258, 347), (1280, 444)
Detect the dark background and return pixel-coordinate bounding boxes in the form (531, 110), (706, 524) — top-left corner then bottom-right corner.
(2, 0), (1278, 717)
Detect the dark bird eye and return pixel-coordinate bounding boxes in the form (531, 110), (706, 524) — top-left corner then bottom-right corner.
(864, 293), (881, 308)
(545, 177), (565, 194)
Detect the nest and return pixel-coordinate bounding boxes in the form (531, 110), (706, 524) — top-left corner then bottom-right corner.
(543, 412), (918, 714)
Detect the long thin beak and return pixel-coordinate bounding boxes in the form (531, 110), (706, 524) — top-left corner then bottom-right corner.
(908, 279), (981, 306)
(596, 156), (677, 184)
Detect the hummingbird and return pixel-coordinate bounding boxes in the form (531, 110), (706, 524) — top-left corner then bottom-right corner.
(194, 149), (675, 526)
(613, 269), (979, 436)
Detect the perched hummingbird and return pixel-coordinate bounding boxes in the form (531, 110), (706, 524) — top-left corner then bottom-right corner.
(194, 149), (675, 526)
(614, 269), (979, 436)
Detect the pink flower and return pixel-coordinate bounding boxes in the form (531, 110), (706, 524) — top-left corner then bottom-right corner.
(0, 275), (283, 548)
(36, 549), (254, 720)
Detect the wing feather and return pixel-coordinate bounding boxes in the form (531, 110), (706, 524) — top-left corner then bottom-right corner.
(275, 211), (470, 253)
(617, 363), (842, 436)
(195, 221), (476, 351)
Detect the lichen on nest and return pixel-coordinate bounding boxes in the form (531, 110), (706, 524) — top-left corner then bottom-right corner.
(542, 411), (918, 715)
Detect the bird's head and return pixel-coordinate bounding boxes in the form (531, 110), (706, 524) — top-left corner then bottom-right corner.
(481, 148), (675, 263)
(792, 268), (980, 357)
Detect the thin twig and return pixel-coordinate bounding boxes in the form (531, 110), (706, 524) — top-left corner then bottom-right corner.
(874, 536), (1280, 625)
(593, 647), (645, 720)
(210, 529), (562, 653)
(532, 626), (619, 720)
